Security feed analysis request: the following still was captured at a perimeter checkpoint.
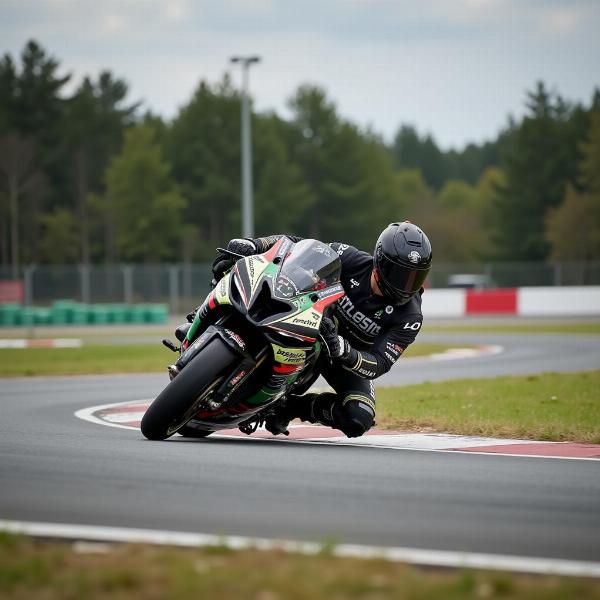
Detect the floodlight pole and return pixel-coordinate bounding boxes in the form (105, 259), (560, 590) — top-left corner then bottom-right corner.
(230, 55), (261, 238)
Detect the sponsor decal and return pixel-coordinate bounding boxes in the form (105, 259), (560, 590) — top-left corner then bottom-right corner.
(214, 274), (231, 304)
(224, 328), (246, 350)
(384, 351), (395, 362)
(246, 255), (268, 293)
(385, 305), (394, 314)
(313, 243), (333, 257)
(356, 366), (377, 377)
(374, 309), (383, 320)
(275, 239), (292, 259)
(282, 308), (321, 329)
(336, 243), (350, 256)
(403, 321), (421, 331)
(385, 341), (405, 357)
(275, 276), (297, 298)
(350, 278), (360, 289)
(229, 370), (247, 387)
(271, 344), (307, 365)
(408, 251), (421, 264)
(318, 283), (344, 300)
(337, 296), (381, 336)
(291, 316), (319, 327)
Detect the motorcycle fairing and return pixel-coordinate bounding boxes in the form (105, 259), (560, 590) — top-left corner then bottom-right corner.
(182, 237), (345, 430)
(227, 237), (345, 343)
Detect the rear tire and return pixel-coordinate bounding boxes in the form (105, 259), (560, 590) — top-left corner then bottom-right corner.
(140, 340), (237, 440)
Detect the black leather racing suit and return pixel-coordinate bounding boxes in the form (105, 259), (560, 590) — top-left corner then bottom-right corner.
(253, 235), (424, 438)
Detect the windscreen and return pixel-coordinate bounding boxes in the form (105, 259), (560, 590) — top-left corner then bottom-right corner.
(275, 239), (341, 296)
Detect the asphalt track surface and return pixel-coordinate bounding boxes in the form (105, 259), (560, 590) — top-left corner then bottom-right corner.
(1, 331), (600, 564)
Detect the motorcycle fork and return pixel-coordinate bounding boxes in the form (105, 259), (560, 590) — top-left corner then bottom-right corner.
(212, 348), (270, 404)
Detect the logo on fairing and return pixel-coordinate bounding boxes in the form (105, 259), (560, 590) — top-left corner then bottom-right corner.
(313, 244), (332, 257)
(229, 370), (247, 386)
(272, 344), (307, 365)
(224, 328), (246, 349)
(291, 316), (317, 327)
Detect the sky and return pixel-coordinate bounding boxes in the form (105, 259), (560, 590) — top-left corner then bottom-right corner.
(2, 0), (599, 150)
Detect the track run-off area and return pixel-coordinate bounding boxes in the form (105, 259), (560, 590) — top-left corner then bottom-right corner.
(1, 329), (600, 576)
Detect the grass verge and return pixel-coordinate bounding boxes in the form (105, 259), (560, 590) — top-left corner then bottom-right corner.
(0, 343), (459, 377)
(377, 370), (600, 443)
(1, 534), (599, 600)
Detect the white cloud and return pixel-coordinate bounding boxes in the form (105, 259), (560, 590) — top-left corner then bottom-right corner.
(543, 6), (585, 37)
(102, 13), (127, 35)
(165, 1), (188, 23)
(1, 0), (598, 148)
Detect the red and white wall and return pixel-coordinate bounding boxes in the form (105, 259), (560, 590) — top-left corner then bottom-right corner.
(422, 286), (600, 318)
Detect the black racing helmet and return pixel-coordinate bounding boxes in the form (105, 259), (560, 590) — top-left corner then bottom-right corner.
(373, 222), (432, 304)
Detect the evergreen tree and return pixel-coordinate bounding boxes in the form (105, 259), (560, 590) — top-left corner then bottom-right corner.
(285, 85), (398, 249)
(546, 110), (600, 262)
(392, 125), (446, 190)
(252, 114), (314, 236)
(38, 208), (80, 264)
(64, 72), (138, 263)
(103, 125), (186, 262)
(168, 77), (241, 256)
(0, 41), (70, 264)
(494, 82), (592, 260)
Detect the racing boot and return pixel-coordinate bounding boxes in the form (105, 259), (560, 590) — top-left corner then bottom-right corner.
(264, 392), (324, 436)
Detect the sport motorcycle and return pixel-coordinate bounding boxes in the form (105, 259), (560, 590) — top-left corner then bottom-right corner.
(140, 237), (344, 440)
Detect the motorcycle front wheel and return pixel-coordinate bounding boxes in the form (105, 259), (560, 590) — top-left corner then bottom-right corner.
(140, 339), (237, 441)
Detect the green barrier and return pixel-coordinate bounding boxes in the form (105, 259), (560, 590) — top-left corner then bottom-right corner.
(0, 303), (22, 326)
(71, 304), (88, 325)
(109, 304), (129, 324)
(129, 305), (147, 323)
(51, 303), (71, 325)
(88, 304), (111, 324)
(1, 302), (169, 326)
(20, 307), (36, 326)
(34, 307), (52, 325)
(145, 304), (169, 324)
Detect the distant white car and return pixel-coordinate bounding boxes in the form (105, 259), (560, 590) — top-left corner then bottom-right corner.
(447, 274), (494, 290)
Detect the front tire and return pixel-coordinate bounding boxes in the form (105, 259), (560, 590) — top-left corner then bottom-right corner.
(178, 423), (213, 438)
(141, 340), (237, 440)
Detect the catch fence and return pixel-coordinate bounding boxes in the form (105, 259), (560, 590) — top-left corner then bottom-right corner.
(1, 261), (599, 314)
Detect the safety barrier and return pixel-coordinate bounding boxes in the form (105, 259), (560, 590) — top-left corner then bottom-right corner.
(422, 286), (600, 318)
(0, 301), (169, 327)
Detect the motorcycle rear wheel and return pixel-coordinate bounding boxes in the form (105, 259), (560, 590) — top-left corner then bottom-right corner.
(140, 340), (237, 440)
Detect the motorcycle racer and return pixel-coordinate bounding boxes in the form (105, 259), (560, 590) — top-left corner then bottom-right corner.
(207, 221), (432, 439)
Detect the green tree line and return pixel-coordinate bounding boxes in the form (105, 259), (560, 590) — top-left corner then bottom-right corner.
(1, 41), (599, 277)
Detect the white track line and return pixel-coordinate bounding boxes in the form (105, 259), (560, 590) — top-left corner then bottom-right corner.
(74, 399), (154, 431)
(75, 400), (599, 461)
(1, 520), (598, 578)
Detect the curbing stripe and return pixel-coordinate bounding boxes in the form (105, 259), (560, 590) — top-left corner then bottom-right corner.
(1, 520), (599, 578)
(74, 400), (600, 460)
(0, 338), (82, 348)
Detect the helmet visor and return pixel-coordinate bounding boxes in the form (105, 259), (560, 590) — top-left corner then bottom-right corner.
(378, 259), (429, 298)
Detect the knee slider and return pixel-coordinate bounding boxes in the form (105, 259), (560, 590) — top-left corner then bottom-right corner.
(334, 396), (375, 438)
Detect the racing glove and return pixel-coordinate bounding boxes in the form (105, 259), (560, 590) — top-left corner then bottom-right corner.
(211, 238), (257, 281)
(319, 317), (350, 360)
